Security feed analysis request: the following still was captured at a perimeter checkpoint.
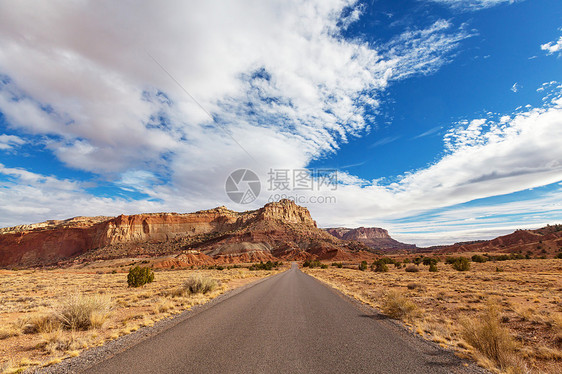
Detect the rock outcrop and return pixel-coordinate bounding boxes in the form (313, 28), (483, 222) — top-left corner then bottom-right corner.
(0, 199), (374, 268)
(324, 227), (416, 251)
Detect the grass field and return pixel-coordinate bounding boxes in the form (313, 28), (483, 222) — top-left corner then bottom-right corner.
(305, 259), (562, 374)
(0, 261), (279, 373)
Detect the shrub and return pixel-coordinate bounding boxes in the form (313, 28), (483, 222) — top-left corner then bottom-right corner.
(405, 265), (419, 273)
(556, 252), (562, 259)
(471, 254), (487, 263)
(429, 264), (438, 272)
(378, 257), (395, 265)
(381, 290), (419, 321)
(309, 260), (322, 269)
(331, 262), (343, 268)
(249, 261), (280, 270)
(25, 314), (61, 334)
(407, 283), (420, 290)
(445, 256), (458, 264)
(422, 257), (438, 266)
(461, 302), (515, 370)
(127, 266), (154, 287)
(57, 294), (112, 330)
(320, 264), (328, 269)
(413, 257), (423, 265)
(451, 257), (471, 271)
(182, 275), (217, 294)
(358, 260), (368, 271)
(371, 260), (389, 272)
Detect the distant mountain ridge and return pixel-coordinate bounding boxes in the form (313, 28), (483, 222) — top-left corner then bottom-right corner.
(324, 227), (416, 251)
(418, 224), (562, 256)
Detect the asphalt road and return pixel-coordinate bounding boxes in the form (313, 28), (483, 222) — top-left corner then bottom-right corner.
(84, 264), (478, 374)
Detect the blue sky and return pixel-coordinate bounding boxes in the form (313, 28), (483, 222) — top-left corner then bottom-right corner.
(0, 0), (561, 245)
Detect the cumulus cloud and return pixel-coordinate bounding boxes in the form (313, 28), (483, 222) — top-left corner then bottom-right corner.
(0, 1), (559, 245)
(541, 35), (562, 55)
(0, 1), (470, 217)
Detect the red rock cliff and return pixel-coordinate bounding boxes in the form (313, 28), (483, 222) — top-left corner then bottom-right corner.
(0, 199), (319, 267)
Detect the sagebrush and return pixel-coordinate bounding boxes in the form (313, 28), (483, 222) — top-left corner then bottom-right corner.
(182, 275), (218, 294)
(461, 301), (515, 370)
(127, 266), (154, 287)
(57, 293), (112, 330)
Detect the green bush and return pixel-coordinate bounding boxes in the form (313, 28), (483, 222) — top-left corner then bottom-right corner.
(249, 261), (281, 270)
(182, 275), (217, 294)
(378, 257), (395, 265)
(127, 266), (155, 287)
(555, 252), (562, 259)
(358, 260), (368, 271)
(422, 257), (438, 266)
(320, 264), (328, 269)
(451, 257), (471, 271)
(371, 259), (389, 272)
(445, 256), (458, 264)
(471, 254), (487, 263)
(331, 262), (343, 268)
(429, 264), (438, 272)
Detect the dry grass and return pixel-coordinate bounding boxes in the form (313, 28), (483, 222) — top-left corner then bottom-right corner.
(305, 258), (562, 374)
(57, 293), (112, 330)
(182, 275), (218, 294)
(461, 301), (516, 370)
(0, 261), (280, 372)
(380, 290), (419, 322)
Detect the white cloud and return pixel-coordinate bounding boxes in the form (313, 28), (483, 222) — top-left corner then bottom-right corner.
(304, 91), (562, 243)
(1, 90), (561, 244)
(0, 1), (559, 246)
(424, 0), (516, 11)
(0, 134), (24, 150)
(0, 164), (164, 227)
(511, 82), (519, 93)
(0, 1), (468, 178)
(541, 35), (562, 55)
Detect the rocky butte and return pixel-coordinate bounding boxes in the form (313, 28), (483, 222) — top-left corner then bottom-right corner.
(324, 227), (416, 251)
(0, 200), (375, 268)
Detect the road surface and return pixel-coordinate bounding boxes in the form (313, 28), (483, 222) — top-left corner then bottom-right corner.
(84, 264), (478, 374)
